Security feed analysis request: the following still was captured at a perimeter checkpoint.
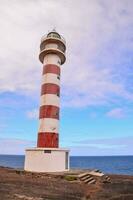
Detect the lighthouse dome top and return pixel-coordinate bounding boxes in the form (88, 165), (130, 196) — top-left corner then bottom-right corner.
(47, 29), (61, 39)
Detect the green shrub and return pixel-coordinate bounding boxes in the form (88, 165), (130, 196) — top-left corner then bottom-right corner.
(64, 175), (77, 181)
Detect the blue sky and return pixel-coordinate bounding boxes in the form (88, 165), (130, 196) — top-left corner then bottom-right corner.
(0, 0), (133, 155)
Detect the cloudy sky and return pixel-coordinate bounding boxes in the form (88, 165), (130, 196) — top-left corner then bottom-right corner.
(0, 0), (133, 155)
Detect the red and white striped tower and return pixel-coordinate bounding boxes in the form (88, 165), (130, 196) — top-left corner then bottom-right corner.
(24, 30), (69, 172)
(37, 30), (65, 148)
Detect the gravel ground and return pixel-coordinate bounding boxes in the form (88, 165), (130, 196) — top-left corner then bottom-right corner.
(0, 167), (133, 200)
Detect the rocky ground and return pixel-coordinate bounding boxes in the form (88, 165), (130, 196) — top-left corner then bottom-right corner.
(0, 167), (133, 200)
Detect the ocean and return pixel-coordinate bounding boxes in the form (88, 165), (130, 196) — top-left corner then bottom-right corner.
(0, 155), (133, 175)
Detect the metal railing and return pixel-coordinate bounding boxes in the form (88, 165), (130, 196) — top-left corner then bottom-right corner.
(40, 46), (66, 55)
(40, 45), (65, 53)
(41, 34), (66, 44)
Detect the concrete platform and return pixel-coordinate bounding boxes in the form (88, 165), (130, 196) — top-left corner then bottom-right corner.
(24, 147), (69, 172)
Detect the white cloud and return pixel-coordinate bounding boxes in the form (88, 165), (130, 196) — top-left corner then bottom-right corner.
(70, 136), (133, 155)
(27, 109), (38, 119)
(0, 0), (132, 107)
(0, 138), (35, 155)
(106, 108), (125, 119)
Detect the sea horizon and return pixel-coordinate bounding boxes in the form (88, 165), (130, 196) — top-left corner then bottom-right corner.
(0, 154), (133, 175)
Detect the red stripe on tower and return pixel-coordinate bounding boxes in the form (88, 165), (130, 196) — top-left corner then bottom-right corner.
(37, 132), (58, 148)
(37, 132), (59, 147)
(43, 64), (60, 75)
(39, 105), (59, 119)
(41, 83), (60, 96)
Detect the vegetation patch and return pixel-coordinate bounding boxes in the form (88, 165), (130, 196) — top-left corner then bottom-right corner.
(64, 175), (77, 181)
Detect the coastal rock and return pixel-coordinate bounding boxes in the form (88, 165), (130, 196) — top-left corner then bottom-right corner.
(14, 194), (43, 200)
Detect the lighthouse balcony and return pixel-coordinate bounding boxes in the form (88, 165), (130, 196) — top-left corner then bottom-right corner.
(39, 47), (66, 64)
(40, 43), (65, 53)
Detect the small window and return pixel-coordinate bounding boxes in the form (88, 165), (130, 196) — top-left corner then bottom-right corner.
(58, 60), (61, 64)
(57, 75), (60, 80)
(44, 150), (51, 153)
(55, 111), (59, 117)
(57, 92), (60, 97)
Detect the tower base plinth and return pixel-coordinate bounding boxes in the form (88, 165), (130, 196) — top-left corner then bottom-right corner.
(24, 148), (69, 172)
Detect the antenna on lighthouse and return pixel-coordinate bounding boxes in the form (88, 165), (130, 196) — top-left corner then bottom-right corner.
(52, 27), (56, 32)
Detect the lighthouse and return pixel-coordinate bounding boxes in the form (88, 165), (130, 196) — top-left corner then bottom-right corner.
(24, 30), (69, 172)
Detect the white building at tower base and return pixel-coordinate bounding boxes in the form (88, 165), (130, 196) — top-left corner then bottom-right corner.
(24, 148), (69, 172)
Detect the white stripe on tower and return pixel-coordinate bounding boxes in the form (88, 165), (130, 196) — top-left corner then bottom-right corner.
(38, 118), (59, 133)
(42, 73), (60, 85)
(40, 94), (60, 107)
